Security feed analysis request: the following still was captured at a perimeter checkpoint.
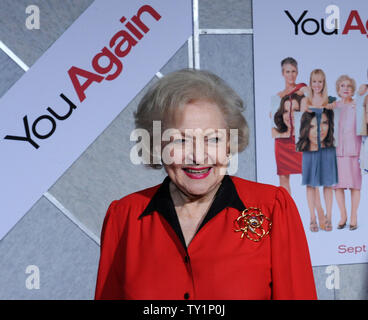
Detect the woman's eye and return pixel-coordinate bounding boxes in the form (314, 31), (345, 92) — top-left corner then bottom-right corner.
(173, 138), (186, 144)
(208, 137), (220, 143)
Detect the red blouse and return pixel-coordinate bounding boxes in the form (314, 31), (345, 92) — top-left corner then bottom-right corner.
(95, 176), (317, 300)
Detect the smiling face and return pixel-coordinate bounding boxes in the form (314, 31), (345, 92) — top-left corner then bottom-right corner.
(311, 74), (325, 95)
(282, 63), (298, 86)
(338, 80), (354, 99)
(162, 100), (229, 198)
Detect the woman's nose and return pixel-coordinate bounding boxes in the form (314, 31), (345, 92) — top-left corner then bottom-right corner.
(186, 139), (207, 164)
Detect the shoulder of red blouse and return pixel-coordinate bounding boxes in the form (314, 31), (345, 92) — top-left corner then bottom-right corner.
(99, 183), (163, 243)
(230, 175), (278, 202)
(107, 183), (161, 218)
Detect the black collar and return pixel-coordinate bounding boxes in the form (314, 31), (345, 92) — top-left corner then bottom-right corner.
(139, 175), (246, 249)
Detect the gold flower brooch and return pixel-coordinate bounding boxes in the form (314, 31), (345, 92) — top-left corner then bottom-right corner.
(234, 207), (272, 242)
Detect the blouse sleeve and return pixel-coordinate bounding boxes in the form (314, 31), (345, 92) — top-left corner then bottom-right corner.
(271, 95), (281, 115)
(270, 187), (317, 300)
(94, 200), (126, 300)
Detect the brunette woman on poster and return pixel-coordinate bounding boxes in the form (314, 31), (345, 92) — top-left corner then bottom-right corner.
(271, 57), (307, 194)
(334, 75), (362, 230)
(272, 94), (300, 139)
(296, 112), (319, 152)
(298, 69), (338, 232)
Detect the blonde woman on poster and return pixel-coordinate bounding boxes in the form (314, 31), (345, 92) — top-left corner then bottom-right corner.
(271, 57), (307, 194)
(298, 69), (338, 232)
(334, 75), (362, 231)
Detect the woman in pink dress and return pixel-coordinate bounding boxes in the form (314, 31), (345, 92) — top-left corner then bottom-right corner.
(334, 75), (362, 230)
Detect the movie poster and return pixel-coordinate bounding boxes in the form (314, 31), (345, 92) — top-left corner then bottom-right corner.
(253, 0), (368, 266)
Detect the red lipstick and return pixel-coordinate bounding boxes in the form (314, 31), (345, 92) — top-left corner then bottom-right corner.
(182, 167), (212, 179)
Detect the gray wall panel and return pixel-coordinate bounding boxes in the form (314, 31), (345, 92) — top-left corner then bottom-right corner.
(200, 34), (256, 180)
(0, 197), (99, 299)
(199, 0), (252, 29)
(0, 50), (24, 98)
(48, 77), (167, 239)
(0, 0), (93, 66)
(335, 264), (368, 300)
(312, 266), (335, 300)
(160, 41), (189, 75)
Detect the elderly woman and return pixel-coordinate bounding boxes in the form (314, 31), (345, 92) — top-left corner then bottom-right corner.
(334, 75), (362, 230)
(95, 69), (317, 300)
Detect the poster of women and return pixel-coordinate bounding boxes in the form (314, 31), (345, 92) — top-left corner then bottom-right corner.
(253, 0), (368, 266)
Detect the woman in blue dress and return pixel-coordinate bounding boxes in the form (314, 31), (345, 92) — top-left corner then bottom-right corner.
(298, 69), (338, 232)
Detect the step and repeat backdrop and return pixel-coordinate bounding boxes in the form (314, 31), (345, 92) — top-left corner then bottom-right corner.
(0, 0), (367, 300)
